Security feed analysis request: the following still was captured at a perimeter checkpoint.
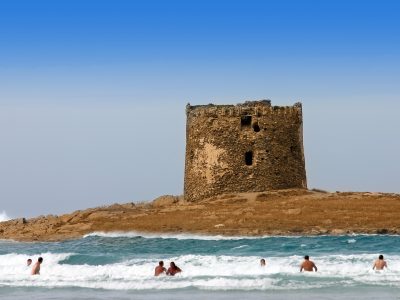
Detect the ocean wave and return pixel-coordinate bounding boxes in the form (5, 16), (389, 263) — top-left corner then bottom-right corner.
(83, 231), (266, 240)
(232, 245), (249, 250)
(0, 210), (10, 222)
(83, 231), (400, 241)
(0, 253), (72, 266)
(1, 252), (400, 290)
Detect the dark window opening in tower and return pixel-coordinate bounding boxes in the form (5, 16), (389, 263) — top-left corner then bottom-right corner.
(245, 151), (253, 166)
(253, 123), (260, 132)
(241, 116), (252, 128)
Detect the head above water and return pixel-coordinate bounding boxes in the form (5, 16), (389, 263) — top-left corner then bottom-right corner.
(38, 257), (43, 263)
(170, 262), (176, 268)
(159, 261), (164, 266)
(379, 255), (384, 260)
(260, 259), (266, 266)
(27, 259), (32, 265)
(304, 255), (310, 260)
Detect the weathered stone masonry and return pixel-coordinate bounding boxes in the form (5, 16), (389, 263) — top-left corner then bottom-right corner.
(184, 100), (307, 202)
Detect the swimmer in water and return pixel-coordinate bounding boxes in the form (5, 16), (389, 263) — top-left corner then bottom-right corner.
(260, 258), (266, 267)
(154, 261), (167, 276)
(300, 255), (317, 272)
(27, 259), (32, 267)
(31, 257), (43, 275)
(373, 255), (387, 270)
(166, 262), (182, 276)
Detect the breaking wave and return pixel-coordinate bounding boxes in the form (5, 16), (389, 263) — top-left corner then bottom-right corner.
(1, 252), (400, 290)
(83, 231), (267, 240)
(83, 231), (399, 241)
(0, 211), (10, 222)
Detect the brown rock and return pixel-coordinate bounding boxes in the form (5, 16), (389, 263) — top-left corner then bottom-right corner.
(286, 208), (301, 215)
(87, 211), (112, 220)
(1, 189), (400, 242)
(152, 195), (181, 207)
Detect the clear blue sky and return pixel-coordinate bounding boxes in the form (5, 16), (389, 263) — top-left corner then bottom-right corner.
(1, 0), (399, 218)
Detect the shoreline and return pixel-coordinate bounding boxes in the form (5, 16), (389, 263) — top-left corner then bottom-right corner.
(1, 189), (400, 242)
(84, 231), (400, 240)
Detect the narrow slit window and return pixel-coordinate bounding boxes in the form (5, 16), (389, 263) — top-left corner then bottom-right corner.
(245, 151), (253, 166)
(241, 116), (252, 128)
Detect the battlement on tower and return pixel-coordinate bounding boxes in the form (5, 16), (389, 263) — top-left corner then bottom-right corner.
(184, 100), (307, 202)
(186, 100), (303, 119)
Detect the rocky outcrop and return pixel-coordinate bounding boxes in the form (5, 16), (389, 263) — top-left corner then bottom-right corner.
(1, 189), (400, 241)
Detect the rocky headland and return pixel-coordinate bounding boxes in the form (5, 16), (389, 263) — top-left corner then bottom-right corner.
(1, 189), (400, 242)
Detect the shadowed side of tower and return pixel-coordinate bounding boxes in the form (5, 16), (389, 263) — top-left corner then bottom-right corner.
(184, 100), (307, 202)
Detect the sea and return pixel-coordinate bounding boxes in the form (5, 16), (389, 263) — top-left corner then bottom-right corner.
(1, 232), (400, 300)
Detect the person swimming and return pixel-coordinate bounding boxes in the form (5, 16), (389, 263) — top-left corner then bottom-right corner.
(373, 255), (387, 270)
(300, 255), (317, 272)
(31, 257), (43, 275)
(166, 261), (182, 276)
(27, 259), (32, 267)
(260, 258), (266, 267)
(154, 261), (167, 276)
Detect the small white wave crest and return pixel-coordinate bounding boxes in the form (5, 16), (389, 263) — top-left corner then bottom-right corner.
(0, 210), (11, 222)
(84, 231), (266, 241)
(84, 231), (398, 241)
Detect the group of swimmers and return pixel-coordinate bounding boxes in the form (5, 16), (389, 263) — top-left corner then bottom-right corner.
(259, 254), (387, 272)
(156, 254), (388, 276)
(26, 257), (43, 275)
(27, 257), (182, 277)
(25, 254), (388, 276)
(154, 261), (182, 276)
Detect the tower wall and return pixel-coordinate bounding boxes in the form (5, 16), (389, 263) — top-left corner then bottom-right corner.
(184, 100), (307, 202)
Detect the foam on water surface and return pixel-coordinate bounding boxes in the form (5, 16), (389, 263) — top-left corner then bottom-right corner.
(1, 251), (400, 291)
(1, 234), (400, 296)
(83, 231), (267, 240)
(84, 231), (400, 240)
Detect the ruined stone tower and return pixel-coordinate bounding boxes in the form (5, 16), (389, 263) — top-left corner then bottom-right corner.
(184, 100), (307, 202)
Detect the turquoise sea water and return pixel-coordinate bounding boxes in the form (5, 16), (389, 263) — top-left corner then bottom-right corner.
(1, 233), (400, 299)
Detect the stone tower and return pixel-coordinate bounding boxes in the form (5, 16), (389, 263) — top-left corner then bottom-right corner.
(184, 100), (307, 202)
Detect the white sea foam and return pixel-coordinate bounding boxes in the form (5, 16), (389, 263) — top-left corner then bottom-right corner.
(1, 252), (400, 290)
(231, 245), (249, 249)
(84, 231), (400, 240)
(0, 210), (10, 222)
(83, 231), (267, 240)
